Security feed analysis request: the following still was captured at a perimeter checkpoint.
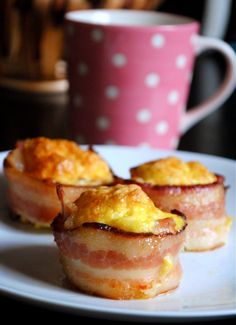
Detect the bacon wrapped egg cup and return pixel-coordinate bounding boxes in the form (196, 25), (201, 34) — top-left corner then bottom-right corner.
(129, 157), (231, 252)
(4, 137), (113, 227)
(52, 184), (186, 300)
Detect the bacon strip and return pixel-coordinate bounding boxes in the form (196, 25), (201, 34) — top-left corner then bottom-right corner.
(115, 175), (231, 251)
(52, 210), (186, 299)
(4, 149), (98, 227)
(54, 224), (183, 269)
(60, 257), (183, 299)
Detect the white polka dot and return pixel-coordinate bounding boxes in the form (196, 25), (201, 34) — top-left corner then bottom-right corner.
(176, 55), (187, 69)
(151, 34), (165, 48)
(73, 94), (83, 107)
(91, 28), (104, 42)
(136, 109), (152, 123)
(112, 53), (127, 67)
(168, 90), (180, 105)
(155, 121), (169, 135)
(145, 73), (160, 88)
(67, 24), (74, 36)
(77, 62), (88, 76)
(76, 134), (86, 144)
(96, 116), (110, 130)
(105, 86), (119, 99)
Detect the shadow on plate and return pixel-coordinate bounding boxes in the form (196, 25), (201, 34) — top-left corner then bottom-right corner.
(0, 208), (52, 234)
(0, 208), (53, 235)
(0, 244), (75, 291)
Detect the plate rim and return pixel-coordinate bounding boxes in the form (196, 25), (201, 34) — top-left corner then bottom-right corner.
(0, 284), (235, 321)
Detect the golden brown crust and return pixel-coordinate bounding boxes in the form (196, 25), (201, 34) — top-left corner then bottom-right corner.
(17, 137), (113, 185)
(130, 157), (217, 186)
(52, 181), (186, 300)
(3, 138), (115, 227)
(52, 184), (187, 235)
(115, 174), (230, 251)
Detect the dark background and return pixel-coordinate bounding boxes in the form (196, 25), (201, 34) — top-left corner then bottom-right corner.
(1, 0), (236, 159)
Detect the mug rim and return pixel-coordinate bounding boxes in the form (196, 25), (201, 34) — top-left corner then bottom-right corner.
(65, 9), (199, 30)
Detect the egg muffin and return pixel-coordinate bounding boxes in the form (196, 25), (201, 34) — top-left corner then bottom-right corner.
(4, 137), (113, 227)
(52, 184), (186, 300)
(129, 156), (231, 251)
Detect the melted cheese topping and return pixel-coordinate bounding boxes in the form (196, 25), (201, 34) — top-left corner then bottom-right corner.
(21, 137), (113, 185)
(65, 184), (185, 233)
(131, 156), (216, 186)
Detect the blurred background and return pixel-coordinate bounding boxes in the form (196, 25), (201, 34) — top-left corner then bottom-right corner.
(1, 0), (236, 158)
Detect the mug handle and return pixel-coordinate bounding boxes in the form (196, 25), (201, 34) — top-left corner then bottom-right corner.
(181, 35), (236, 133)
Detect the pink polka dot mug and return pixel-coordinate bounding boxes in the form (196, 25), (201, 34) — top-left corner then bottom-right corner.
(65, 10), (236, 149)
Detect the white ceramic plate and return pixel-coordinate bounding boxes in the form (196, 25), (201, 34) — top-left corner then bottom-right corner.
(0, 146), (236, 322)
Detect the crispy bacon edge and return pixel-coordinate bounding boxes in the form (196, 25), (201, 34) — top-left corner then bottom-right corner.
(3, 145), (115, 227)
(52, 185), (187, 239)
